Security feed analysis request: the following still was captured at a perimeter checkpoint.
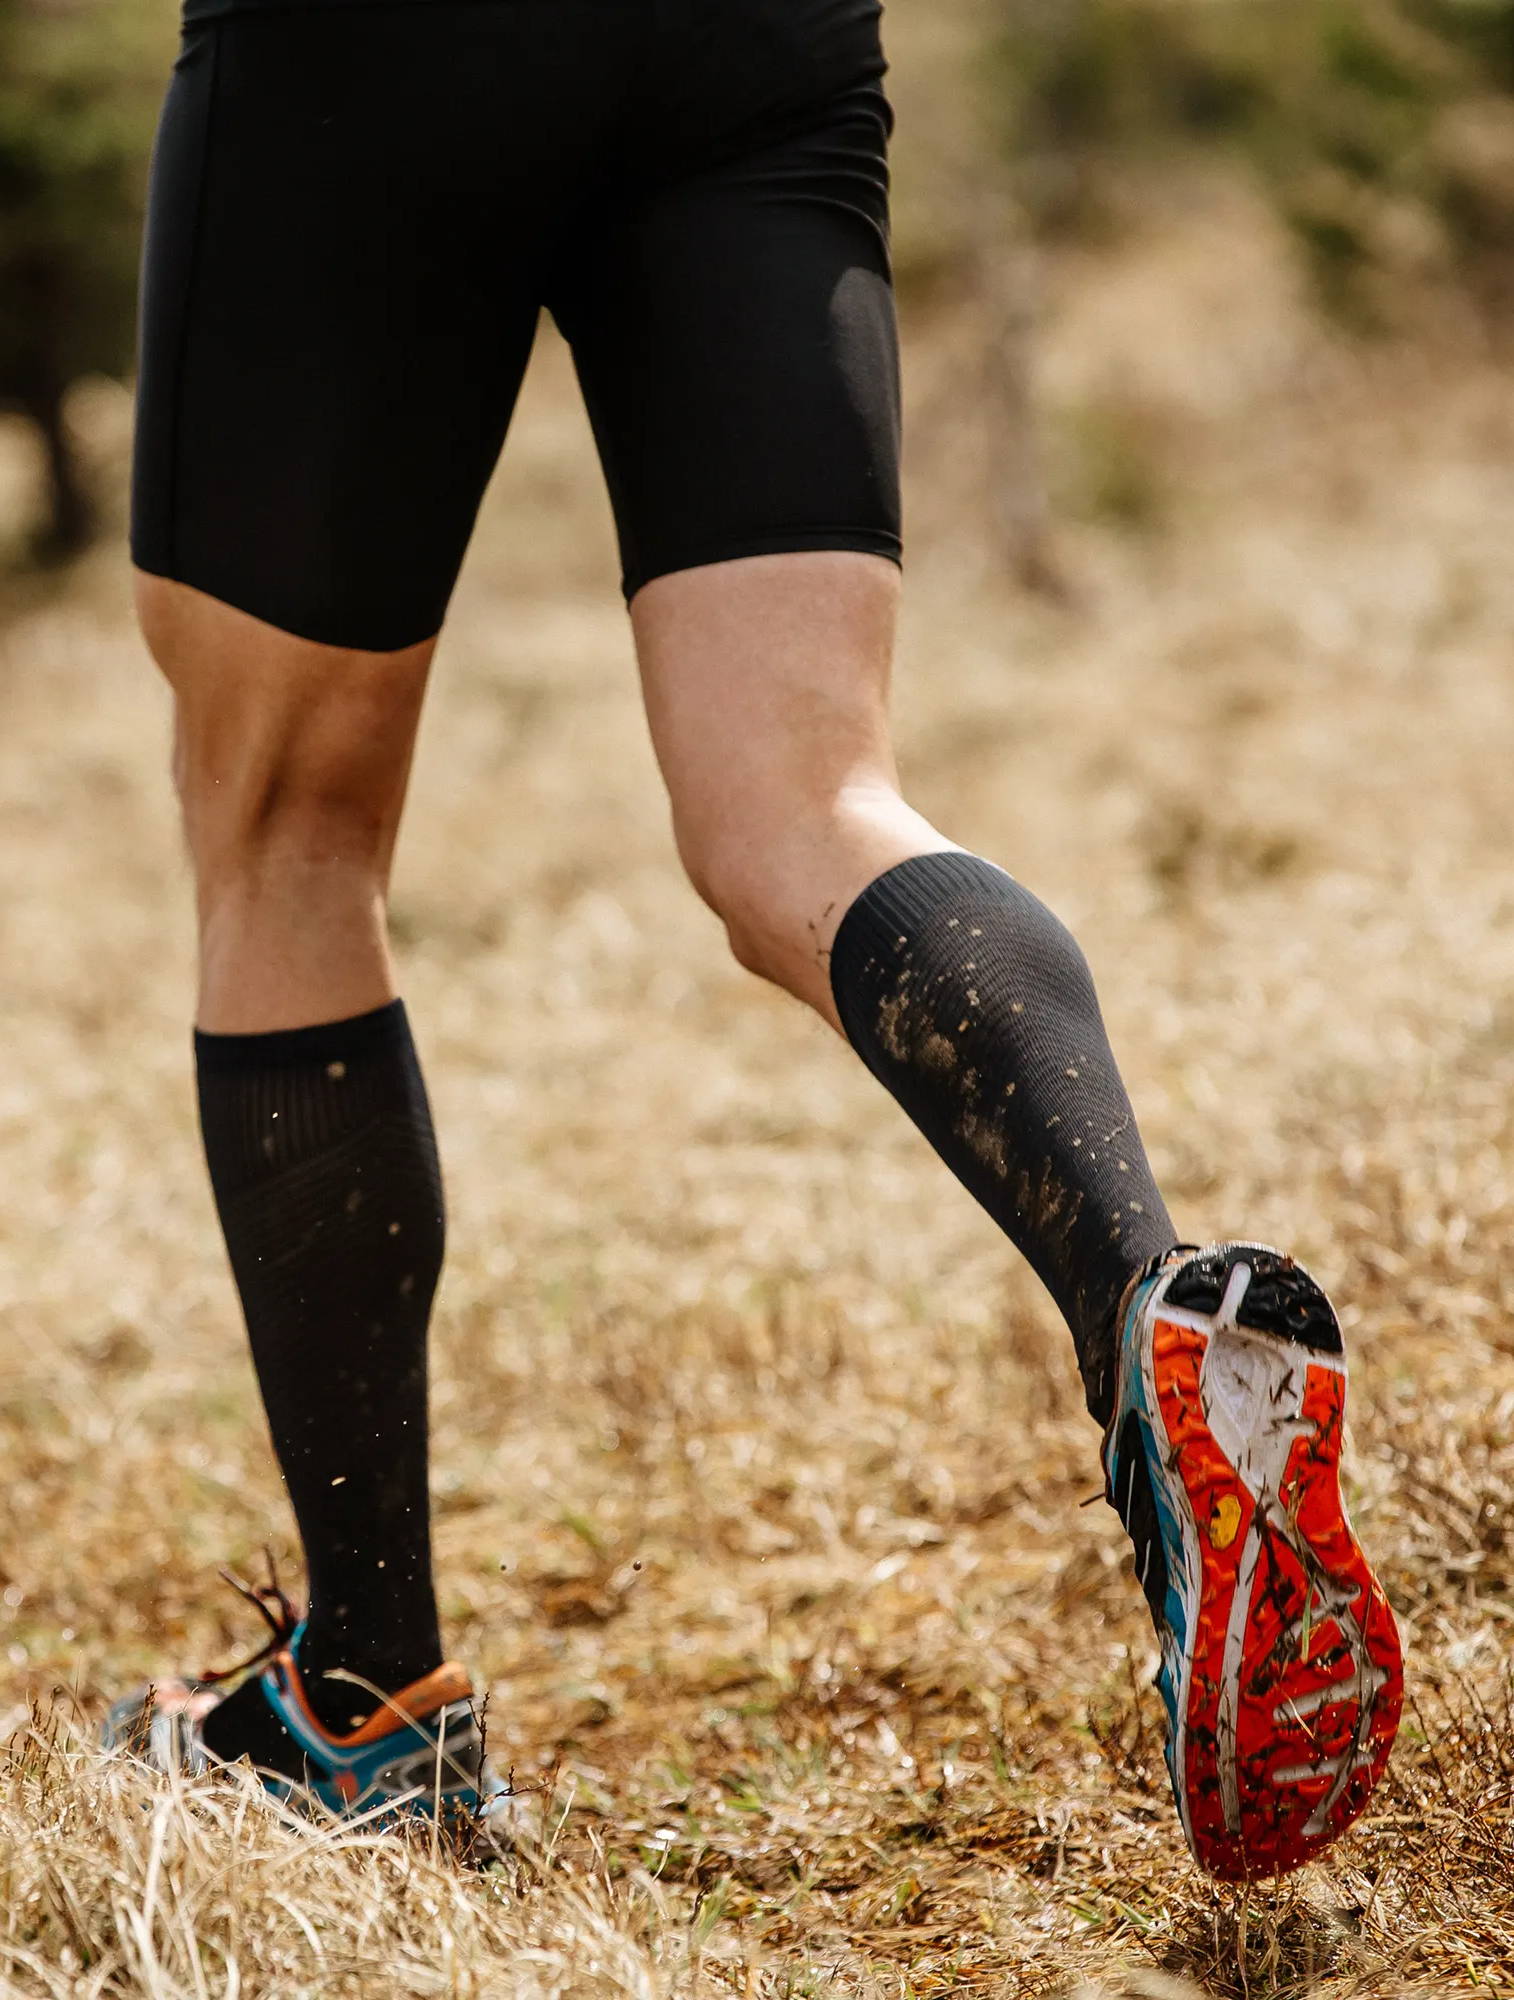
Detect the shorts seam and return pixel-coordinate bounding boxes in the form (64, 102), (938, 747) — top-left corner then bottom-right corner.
(164, 24), (221, 574)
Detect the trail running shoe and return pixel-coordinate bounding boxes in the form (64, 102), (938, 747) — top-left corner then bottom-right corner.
(102, 1569), (513, 1839)
(1103, 1242), (1403, 1879)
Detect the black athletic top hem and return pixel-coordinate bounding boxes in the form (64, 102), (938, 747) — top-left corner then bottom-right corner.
(622, 527), (902, 602)
(128, 553), (443, 655)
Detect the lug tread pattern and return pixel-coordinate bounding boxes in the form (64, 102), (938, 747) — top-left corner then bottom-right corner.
(1165, 1244), (1345, 1354)
(1148, 1281), (1401, 1879)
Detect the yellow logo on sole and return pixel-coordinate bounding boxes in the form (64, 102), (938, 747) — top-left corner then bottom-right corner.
(1209, 1494), (1243, 1550)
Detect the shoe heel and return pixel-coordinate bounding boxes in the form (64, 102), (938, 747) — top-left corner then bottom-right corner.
(1166, 1244), (1344, 1356)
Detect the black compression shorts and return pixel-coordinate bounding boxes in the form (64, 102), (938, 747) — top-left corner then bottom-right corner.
(131, 0), (902, 652)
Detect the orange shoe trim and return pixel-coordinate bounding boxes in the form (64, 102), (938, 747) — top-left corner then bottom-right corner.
(270, 1653), (476, 1748)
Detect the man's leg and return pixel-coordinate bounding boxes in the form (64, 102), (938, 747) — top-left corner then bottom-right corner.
(633, 549), (1403, 1878)
(139, 574), (447, 1743)
(578, 0), (1397, 1881)
(630, 550), (1177, 1420)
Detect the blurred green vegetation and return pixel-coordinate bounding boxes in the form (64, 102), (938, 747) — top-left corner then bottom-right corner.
(0, 0), (165, 557)
(993, 0), (1514, 316)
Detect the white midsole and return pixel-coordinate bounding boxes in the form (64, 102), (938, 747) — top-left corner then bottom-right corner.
(1133, 1274), (1204, 1856)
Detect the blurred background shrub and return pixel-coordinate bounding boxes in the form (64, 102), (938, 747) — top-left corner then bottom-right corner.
(993, 0), (1514, 315)
(0, 0), (163, 559)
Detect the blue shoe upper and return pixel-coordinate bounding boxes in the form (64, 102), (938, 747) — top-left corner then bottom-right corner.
(1104, 1268), (1192, 1771)
(236, 1623), (508, 1825)
(103, 1578), (515, 1839)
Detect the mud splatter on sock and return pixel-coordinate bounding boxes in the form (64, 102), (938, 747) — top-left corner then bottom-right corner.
(829, 852), (1176, 1422)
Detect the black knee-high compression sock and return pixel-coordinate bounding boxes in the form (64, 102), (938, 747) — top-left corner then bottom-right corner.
(194, 1001), (445, 1751)
(829, 852), (1176, 1424)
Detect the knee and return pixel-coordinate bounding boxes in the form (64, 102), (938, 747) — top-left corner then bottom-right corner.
(672, 813), (787, 980)
(177, 681), (410, 874)
(138, 574), (431, 881)
(714, 883), (785, 986)
(675, 792), (863, 990)
(673, 772), (938, 1000)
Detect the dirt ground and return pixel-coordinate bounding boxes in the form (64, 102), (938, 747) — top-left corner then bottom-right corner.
(2, 164), (1514, 1997)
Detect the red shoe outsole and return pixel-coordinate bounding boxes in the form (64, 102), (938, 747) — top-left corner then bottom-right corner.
(1151, 1312), (1403, 1880)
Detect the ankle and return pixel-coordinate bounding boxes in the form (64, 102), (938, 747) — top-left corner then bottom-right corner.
(295, 1624), (445, 1734)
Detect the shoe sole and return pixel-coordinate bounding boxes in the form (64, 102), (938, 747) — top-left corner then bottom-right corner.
(1137, 1245), (1402, 1878)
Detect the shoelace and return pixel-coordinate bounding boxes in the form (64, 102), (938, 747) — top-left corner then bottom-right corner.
(197, 1549), (303, 1687)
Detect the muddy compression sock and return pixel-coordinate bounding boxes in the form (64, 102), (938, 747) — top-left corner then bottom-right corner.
(829, 851), (1176, 1424)
(195, 1001), (445, 1747)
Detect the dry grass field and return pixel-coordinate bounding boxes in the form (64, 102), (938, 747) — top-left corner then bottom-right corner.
(3, 132), (1514, 1999)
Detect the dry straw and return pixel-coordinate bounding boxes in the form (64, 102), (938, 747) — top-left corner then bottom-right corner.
(3, 109), (1514, 2000)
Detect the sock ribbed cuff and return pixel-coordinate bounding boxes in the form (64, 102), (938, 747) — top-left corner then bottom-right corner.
(194, 998), (410, 1072)
(195, 1000), (432, 1206)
